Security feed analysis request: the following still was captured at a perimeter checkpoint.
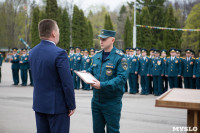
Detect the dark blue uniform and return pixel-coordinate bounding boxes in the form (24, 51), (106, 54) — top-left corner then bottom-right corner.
(11, 53), (20, 85)
(81, 55), (91, 90)
(150, 57), (165, 96)
(29, 40), (76, 133)
(182, 57), (195, 88)
(72, 53), (82, 89)
(87, 47), (128, 133)
(193, 57), (200, 89)
(165, 57), (181, 89)
(138, 56), (150, 95)
(20, 54), (29, 86)
(128, 55), (139, 94)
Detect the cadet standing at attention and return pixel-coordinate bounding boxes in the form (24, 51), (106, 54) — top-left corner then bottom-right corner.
(138, 48), (150, 95)
(176, 49), (183, 88)
(182, 49), (195, 89)
(0, 52), (2, 83)
(81, 49), (91, 90)
(165, 48), (181, 89)
(19, 48), (29, 86)
(193, 50), (200, 89)
(150, 50), (164, 96)
(128, 48), (139, 94)
(10, 48), (20, 85)
(73, 47), (82, 89)
(85, 29), (128, 133)
(69, 47), (75, 75)
(161, 49), (168, 92)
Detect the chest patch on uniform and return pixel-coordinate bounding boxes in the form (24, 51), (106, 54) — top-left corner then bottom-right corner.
(157, 60), (161, 65)
(175, 60), (178, 63)
(93, 64), (97, 67)
(77, 57), (80, 60)
(106, 68), (113, 76)
(25, 58), (27, 60)
(86, 59), (90, 62)
(121, 58), (128, 70)
(132, 59), (136, 62)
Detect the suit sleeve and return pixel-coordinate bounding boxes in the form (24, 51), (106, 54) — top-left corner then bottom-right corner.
(56, 51), (76, 110)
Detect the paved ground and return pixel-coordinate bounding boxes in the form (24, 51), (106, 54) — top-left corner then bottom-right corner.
(0, 63), (186, 133)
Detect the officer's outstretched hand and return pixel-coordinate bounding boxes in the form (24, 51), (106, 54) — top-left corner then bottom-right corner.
(91, 79), (101, 89)
(193, 75), (196, 78)
(81, 70), (86, 73)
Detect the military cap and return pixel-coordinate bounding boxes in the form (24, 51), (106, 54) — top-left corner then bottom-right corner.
(141, 48), (147, 53)
(126, 48), (130, 52)
(12, 48), (18, 52)
(149, 48), (155, 52)
(176, 49), (182, 53)
(90, 48), (95, 52)
(169, 48), (176, 53)
(69, 47), (74, 50)
(98, 29), (116, 39)
(84, 49), (89, 52)
(81, 49), (84, 52)
(75, 47), (81, 50)
(135, 47), (141, 51)
(161, 49), (167, 54)
(21, 48), (27, 51)
(129, 48), (135, 52)
(185, 49), (192, 53)
(154, 49), (160, 54)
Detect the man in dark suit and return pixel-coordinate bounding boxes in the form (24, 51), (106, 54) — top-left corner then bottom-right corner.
(29, 19), (76, 133)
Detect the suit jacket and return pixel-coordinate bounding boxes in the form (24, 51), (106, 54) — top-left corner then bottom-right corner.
(29, 40), (76, 114)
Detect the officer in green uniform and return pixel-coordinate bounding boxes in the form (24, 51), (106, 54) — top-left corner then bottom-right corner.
(19, 48), (29, 86)
(150, 50), (164, 96)
(11, 48), (20, 85)
(81, 49), (91, 90)
(128, 48), (139, 94)
(165, 48), (181, 89)
(161, 49), (168, 92)
(85, 29), (128, 133)
(69, 47), (75, 75)
(182, 49), (195, 89)
(0, 52), (2, 83)
(138, 48), (150, 95)
(193, 50), (200, 89)
(73, 47), (82, 89)
(176, 49), (183, 88)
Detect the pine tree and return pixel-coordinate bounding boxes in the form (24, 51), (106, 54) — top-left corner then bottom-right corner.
(88, 20), (93, 48)
(181, 3), (200, 52)
(46, 0), (58, 21)
(104, 14), (114, 30)
(31, 6), (40, 47)
(124, 16), (132, 48)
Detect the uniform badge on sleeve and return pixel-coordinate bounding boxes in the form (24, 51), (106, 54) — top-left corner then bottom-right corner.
(106, 69), (112, 76)
(121, 58), (128, 70)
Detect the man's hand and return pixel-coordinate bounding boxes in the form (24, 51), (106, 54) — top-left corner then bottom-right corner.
(91, 79), (101, 89)
(68, 110), (75, 117)
(147, 74), (149, 76)
(135, 72), (138, 75)
(178, 75), (181, 77)
(193, 75), (196, 78)
(161, 74), (164, 76)
(19, 61), (23, 63)
(81, 70), (86, 73)
(165, 75), (168, 77)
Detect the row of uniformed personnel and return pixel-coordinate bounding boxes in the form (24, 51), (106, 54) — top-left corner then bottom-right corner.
(124, 47), (200, 96)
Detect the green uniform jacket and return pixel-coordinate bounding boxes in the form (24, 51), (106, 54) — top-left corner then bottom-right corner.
(20, 55), (29, 69)
(11, 54), (20, 69)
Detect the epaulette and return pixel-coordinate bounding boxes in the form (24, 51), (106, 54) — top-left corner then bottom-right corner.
(196, 58), (199, 59)
(183, 57), (186, 59)
(115, 49), (123, 56)
(167, 57), (170, 58)
(180, 57), (183, 58)
(89, 55), (92, 57)
(192, 57), (195, 59)
(27, 53), (29, 56)
(96, 50), (103, 54)
(68, 55), (70, 58)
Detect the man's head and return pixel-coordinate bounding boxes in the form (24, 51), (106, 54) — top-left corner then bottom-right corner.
(154, 50), (160, 57)
(84, 49), (89, 56)
(176, 49), (181, 57)
(98, 30), (116, 50)
(141, 48), (147, 57)
(126, 48), (130, 55)
(21, 48), (27, 55)
(161, 50), (167, 57)
(169, 48), (176, 57)
(38, 19), (59, 45)
(12, 48), (18, 54)
(150, 48), (155, 56)
(69, 47), (74, 54)
(90, 48), (95, 55)
(75, 47), (81, 53)
(129, 48), (134, 55)
(136, 47), (141, 55)
(185, 49), (192, 57)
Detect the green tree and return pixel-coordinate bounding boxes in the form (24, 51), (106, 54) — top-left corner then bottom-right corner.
(104, 14), (114, 30)
(181, 3), (200, 53)
(46, 0), (58, 21)
(31, 6), (40, 47)
(88, 20), (93, 48)
(124, 16), (132, 48)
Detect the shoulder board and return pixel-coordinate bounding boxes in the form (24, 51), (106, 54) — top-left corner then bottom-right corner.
(147, 56), (150, 58)
(96, 50), (103, 54)
(180, 57), (183, 58)
(68, 55), (70, 58)
(160, 57), (163, 58)
(167, 57), (170, 58)
(115, 50), (124, 56)
(196, 58), (199, 59)
(89, 55), (92, 57)
(183, 57), (186, 59)
(192, 57), (195, 59)
(27, 53), (29, 56)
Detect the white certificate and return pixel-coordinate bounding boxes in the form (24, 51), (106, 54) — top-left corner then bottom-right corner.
(74, 70), (98, 84)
